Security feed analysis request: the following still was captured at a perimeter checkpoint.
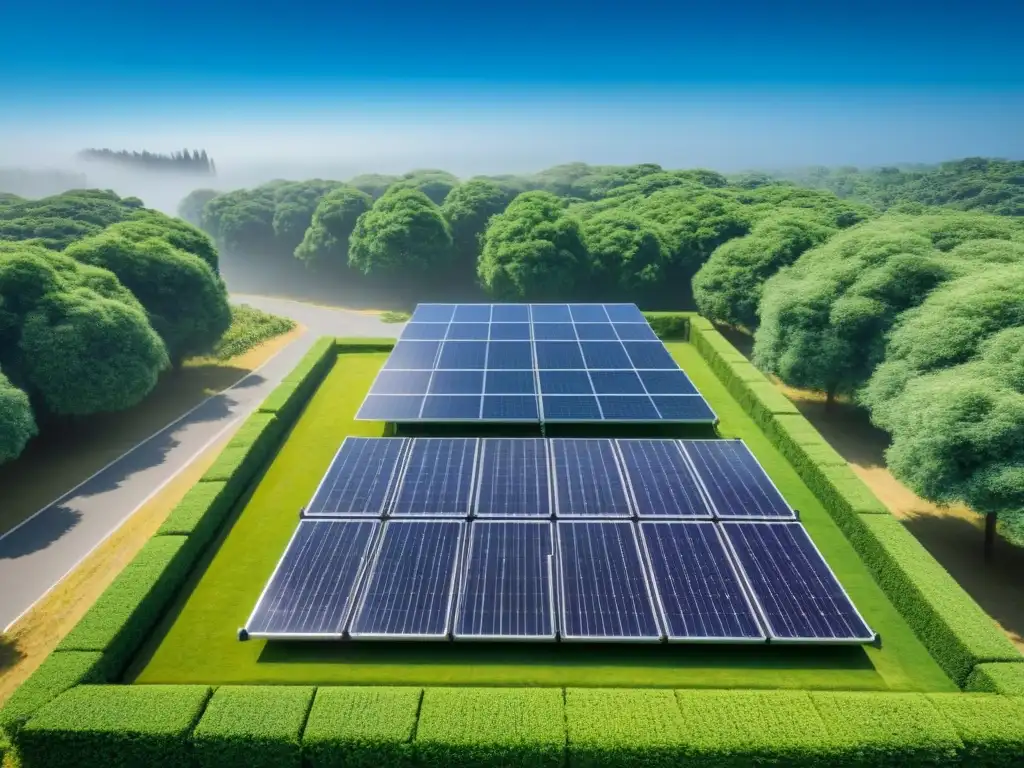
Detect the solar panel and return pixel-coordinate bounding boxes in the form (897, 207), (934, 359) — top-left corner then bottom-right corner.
(616, 439), (712, 518)
(551, 439), (632, 518)
(305, 437), (409, 517)
(391, 438), (479, 517)
(720, 521), (876, 644)
(556, 521), (662, 641)
(454, 521), (556, 640)
(348, 520), (465, 639)
(245, 520), (380, 638)
(638, 522), (765, 642)
(681, 440), (795, 520)
(357, 303), (717, 425)
(474, 438), (551, 518)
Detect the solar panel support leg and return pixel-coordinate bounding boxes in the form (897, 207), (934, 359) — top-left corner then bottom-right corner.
(237, 628), (250, 642)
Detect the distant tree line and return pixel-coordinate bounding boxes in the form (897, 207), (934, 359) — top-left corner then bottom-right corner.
(78, 148), (217, 175)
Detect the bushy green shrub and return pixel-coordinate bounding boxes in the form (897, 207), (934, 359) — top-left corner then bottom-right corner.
(847, 513), (1022, 685)
(0, 652), (107, 739)
(302, 686), (421, 768)
(56, 536), (195, 676)
(212, 304), (295, 360)
(966, 663), (1024, 696)
(674, 689), (834, 767)
(643, 313), (690, 340)
(811, 691), (962, 766)
(192, 685), (314, 768)
(155, 480), (233, 548)
(928, 693), (1024, 767)
(565, 688), (687, 767)
(415, 687), (565, 768)
(15, 684), (211, 768)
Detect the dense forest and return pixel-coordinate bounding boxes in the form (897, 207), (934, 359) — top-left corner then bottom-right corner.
(0, 189), (232, 466)
(175, 158), (1024, 542)
(78, 148), (217, 175)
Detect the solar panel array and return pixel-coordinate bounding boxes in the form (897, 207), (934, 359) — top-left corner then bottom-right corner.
(355, 303), (717, 424)
(244, 437), (876, 645)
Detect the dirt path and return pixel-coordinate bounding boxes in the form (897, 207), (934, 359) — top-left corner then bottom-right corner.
(719, 326), (1024, 651)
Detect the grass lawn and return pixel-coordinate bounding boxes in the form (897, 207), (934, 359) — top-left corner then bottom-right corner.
(131, 345), (955, 691)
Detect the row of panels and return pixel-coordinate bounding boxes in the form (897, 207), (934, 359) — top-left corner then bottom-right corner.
(303, 437), (797, 521)
(244, 519), (877, 645)
(401, 321), (662, 341)
(408, 303), (649, 324)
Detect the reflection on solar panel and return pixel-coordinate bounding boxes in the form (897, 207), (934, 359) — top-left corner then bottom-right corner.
(454, 521), (556, 640)
(639, 522), (764, 641)
(305, 437), (408, 517)
(244, 520), (379, 638)
(474, 438), (551, 518)
(721, 521), (876, 643)
(391, 438), (478, 517)
(551, 439), (632, 518)
(681, 440), (796, 520)
(557, 521), (661, 641)
(348, 520), (465, 639)
(617, 440), (712, 518)
(355, 303), (716, 424)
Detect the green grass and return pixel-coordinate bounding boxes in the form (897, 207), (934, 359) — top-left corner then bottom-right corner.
(211, 304), (295, 360)
(132, 343), (952, 691)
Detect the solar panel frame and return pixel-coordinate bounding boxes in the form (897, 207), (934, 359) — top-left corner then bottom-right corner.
(303, 437), (410, 518)
(550, 438), (634, 518)
(473, 438), (553, 519)
(636, 521), (767, 643)
(452, 520), (557, 641)
(555, 520), (663, 642)
(719, 520), (878, 645)
(614, 439), (714, 519)
(347, 519), (467, 640)
(388, 437), (481, 518)
(243, 519), (382, 640)
(679, 439), (797, 521)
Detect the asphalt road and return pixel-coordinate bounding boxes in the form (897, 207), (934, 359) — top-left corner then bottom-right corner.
(0, 295), (400, 632)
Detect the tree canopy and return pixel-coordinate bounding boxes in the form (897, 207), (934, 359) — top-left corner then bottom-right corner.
(0, 367), (37, 462)
(439, 179), (512, 283)
(294, 186), (373, 271)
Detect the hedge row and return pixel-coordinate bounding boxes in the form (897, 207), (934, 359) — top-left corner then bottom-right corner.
(643, 312), (690, 340)
(0, 337), (349, 742)
(688, 317), (1024, 687)
(258, 337), (337, 423)
(17, 685), (1024, 768)
(967, 663), (1024, 697)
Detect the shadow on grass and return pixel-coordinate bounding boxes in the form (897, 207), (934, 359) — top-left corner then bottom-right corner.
(257, 638), (875, 675)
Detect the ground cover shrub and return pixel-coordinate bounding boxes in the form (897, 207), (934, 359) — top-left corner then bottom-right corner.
(56, 536), (195, 677)
(211, 303), (295, 360)
(302, 686), (421, 768)
(565, 688), (687, 768)
(155, 480), (232, 548)
(14, 684), (211, 768)
(192, 685), (314, 768)
(928, 693), (1024, 767)
(415, 687), (565, 768)
(966, 663), (1024, 696)
(810, 691), (962, 766)
(847, 513), (1022, 685)
(644, 313), (689, 340)
(674, 689), (835, 767)
(0, 652), (107, 739)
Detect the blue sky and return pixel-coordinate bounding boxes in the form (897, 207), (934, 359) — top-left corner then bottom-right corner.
(2, 0), (1022, 171)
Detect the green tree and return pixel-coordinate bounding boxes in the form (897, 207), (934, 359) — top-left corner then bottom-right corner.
(176, 188), (220, 226)
(347, 174), (401, 199)
(393, 170), (460, 205)
(111, 212), (220, 271)
(348, 188), (454, 280)
(65, 233), (231, 364)
(440, 180), (511, 280)
(581, 210), (669, 300)
(294, 186), (373, 271)
(0, 367), (37, 463)
(271, 180), (344, 254)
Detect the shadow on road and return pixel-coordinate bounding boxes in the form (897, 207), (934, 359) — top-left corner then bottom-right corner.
(0, 633), (25, 673)
(0, 507), (83, 560)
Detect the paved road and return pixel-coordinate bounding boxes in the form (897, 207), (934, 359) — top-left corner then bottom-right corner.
(0, 295), (400, 631)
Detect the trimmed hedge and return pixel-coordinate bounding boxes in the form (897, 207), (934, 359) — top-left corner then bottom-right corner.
(845, 513), (1022, 685)
(928, 693), (1024, 767)
(0, 652), (107, 739)
(302, 686), (421, 768)
(55, 536), (196, 678)
(156, 480), (232, 547)
(226, 411), (280, 464)
(15, 684), (211, 768)
(416, 687), (565, 768)
(674, 689), (834, 767)
(257, 336), (337, 422)
(967, 663), (1024, 696)
(643, 313), (690, 340)
(810, 691), (962, 766)
(565, 688), (687, 768)
(192, 685), (314, 768)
